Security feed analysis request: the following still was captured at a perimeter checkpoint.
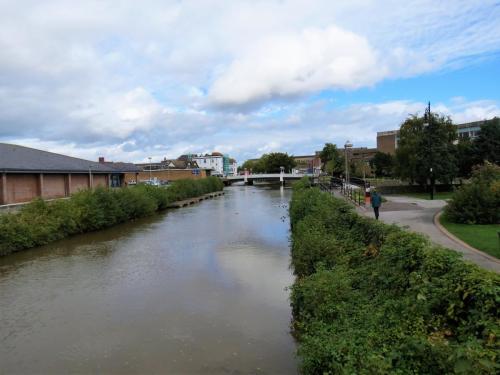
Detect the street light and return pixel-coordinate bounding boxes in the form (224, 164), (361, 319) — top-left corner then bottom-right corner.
(423, 102), (434, 200)
(344, 140), (353, 190)
(148, 157), (152, 183)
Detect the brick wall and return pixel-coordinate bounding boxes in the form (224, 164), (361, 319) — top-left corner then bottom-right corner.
(124, 169), (207, 183)
(93, 174), (107, 188)
(377, 134), (397, 154)
(42, 174), (66, 199)
(6, 174), (39, 204)
(71, 174), (89, 192)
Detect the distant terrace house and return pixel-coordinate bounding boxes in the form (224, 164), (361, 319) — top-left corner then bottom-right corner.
(128, 157), (208, 183)
(376, 118), (496, 155)
(0, 143), (140, 205)
(190, 152), (237, 177)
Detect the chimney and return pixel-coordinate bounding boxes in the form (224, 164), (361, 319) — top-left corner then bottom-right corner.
(98, 157), (105, 163)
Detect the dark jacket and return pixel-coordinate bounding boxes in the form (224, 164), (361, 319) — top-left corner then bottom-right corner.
(371, 192), (382, 208)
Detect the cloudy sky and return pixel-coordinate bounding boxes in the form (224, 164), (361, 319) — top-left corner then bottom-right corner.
(1, 0), (500, 164)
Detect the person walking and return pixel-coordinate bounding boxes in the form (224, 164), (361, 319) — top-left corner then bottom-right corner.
(371, 188), (382, 220)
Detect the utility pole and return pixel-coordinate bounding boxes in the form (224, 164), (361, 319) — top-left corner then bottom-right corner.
(424, 101), (434, 200)
(344, 140), (353, 191)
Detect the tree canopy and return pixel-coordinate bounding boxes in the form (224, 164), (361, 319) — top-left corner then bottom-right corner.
(474, 117), (500, 165)
(395, 113), (457, 185)
(369, 151), (394, 177)
(241, 152), (296, 173)
(319, 143), (344, 175)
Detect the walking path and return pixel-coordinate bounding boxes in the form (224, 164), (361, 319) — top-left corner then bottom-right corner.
(335, 191), (500, 273)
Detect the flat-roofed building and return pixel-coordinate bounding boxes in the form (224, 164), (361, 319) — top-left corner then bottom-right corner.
(0, 143), (139, 205)
(376, 118), (496, 154)
(376, 130), (399, 155)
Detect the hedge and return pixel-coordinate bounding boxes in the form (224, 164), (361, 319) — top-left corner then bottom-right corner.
(444, 163), (500, 224)
(289, 178), (499, 374)
(0, 177), (224, 256)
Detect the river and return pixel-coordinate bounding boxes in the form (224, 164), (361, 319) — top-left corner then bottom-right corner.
(0, 185), (297, 374)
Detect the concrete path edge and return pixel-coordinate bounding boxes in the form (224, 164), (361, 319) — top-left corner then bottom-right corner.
(434, 211), (500, 265)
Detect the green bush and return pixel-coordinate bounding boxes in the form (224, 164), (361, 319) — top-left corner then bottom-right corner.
(445, 163), (500, 224)
(0, 177), (223, 256)
(290, 182), (500, 374)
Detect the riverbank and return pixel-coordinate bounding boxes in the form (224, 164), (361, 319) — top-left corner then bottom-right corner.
(289, 179), (499, 374)
(0, 177), (224, 256)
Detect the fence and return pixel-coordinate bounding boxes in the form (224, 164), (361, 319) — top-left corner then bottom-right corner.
(318, 179), (365, 207)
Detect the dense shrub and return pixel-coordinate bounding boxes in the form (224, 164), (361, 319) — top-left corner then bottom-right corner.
(290, 182), (500, 374)
(0, 177), (223, 256)
(445, 163), (500, 224)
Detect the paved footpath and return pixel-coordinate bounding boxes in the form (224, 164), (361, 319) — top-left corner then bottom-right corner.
(350, 194), (500, 273)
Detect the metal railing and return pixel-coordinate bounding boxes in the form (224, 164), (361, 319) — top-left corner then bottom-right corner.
(317, 178), (365, 207)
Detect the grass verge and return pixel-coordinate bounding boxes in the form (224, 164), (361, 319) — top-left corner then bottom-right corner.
(439, 214), (500, 259)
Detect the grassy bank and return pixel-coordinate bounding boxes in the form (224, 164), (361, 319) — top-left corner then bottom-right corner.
(440, 215), (500, 259)
(289, 178), (499, 374)
(0, 177), (224, 256)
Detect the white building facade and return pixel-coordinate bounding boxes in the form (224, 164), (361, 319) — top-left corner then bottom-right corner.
(192, 153), (238, 176)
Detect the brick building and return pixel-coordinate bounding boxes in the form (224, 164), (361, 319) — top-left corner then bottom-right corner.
(376, 118), (497, 154)
(293, 154), (322, 173)
(127, 157), (208, 184)
(0, 143), (139, 205)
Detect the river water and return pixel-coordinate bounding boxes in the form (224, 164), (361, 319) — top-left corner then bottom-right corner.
(0, 186), (297, 374)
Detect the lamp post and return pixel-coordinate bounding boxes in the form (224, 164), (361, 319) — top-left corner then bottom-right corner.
(148, 157), (152, 183)
(344, 140), (353, 191)
(423, 102), (434, 200)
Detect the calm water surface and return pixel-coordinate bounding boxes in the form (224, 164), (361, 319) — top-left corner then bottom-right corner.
(0, 186), (297, 374)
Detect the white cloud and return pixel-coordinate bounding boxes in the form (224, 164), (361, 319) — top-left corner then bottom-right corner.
(68, 87), (166, 138)
(209, 26), (383, 105)
(0, 1), (499, 164)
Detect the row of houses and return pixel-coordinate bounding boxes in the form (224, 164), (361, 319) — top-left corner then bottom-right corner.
(0, 143), (238, 206)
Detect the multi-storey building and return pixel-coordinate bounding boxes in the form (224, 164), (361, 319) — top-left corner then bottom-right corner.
(376, 118), (496, 154)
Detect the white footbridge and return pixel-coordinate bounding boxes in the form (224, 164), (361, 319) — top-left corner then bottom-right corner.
(223, 172), (316, 185)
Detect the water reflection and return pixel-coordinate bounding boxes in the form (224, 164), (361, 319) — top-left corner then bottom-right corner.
(0, 185), (297, 374)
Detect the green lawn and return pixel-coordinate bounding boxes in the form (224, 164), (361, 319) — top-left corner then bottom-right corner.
(404, 191), (455, 200)
(439, 215), (500, 259)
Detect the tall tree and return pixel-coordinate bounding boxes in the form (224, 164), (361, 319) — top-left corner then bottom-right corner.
(395, 113), (457, 186)
(395, 115), (425, 183)
(261, 152), (297, 173)
(456, 138), (475, 178)
(474, 117), (500, 165)
(370, 152), (394, 177)
(319, 143), (344, 175)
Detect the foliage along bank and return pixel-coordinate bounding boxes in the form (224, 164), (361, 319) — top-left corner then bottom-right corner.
(289, 178), (499, 374)
(0, 177), (224, 256)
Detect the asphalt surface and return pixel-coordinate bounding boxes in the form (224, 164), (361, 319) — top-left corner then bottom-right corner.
(337, 192), (500, 273)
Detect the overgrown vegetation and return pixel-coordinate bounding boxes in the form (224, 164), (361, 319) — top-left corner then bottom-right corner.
(289, 177), (499, 374)
(0, 177), (223, 256)
(444, 163), (500, 224)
